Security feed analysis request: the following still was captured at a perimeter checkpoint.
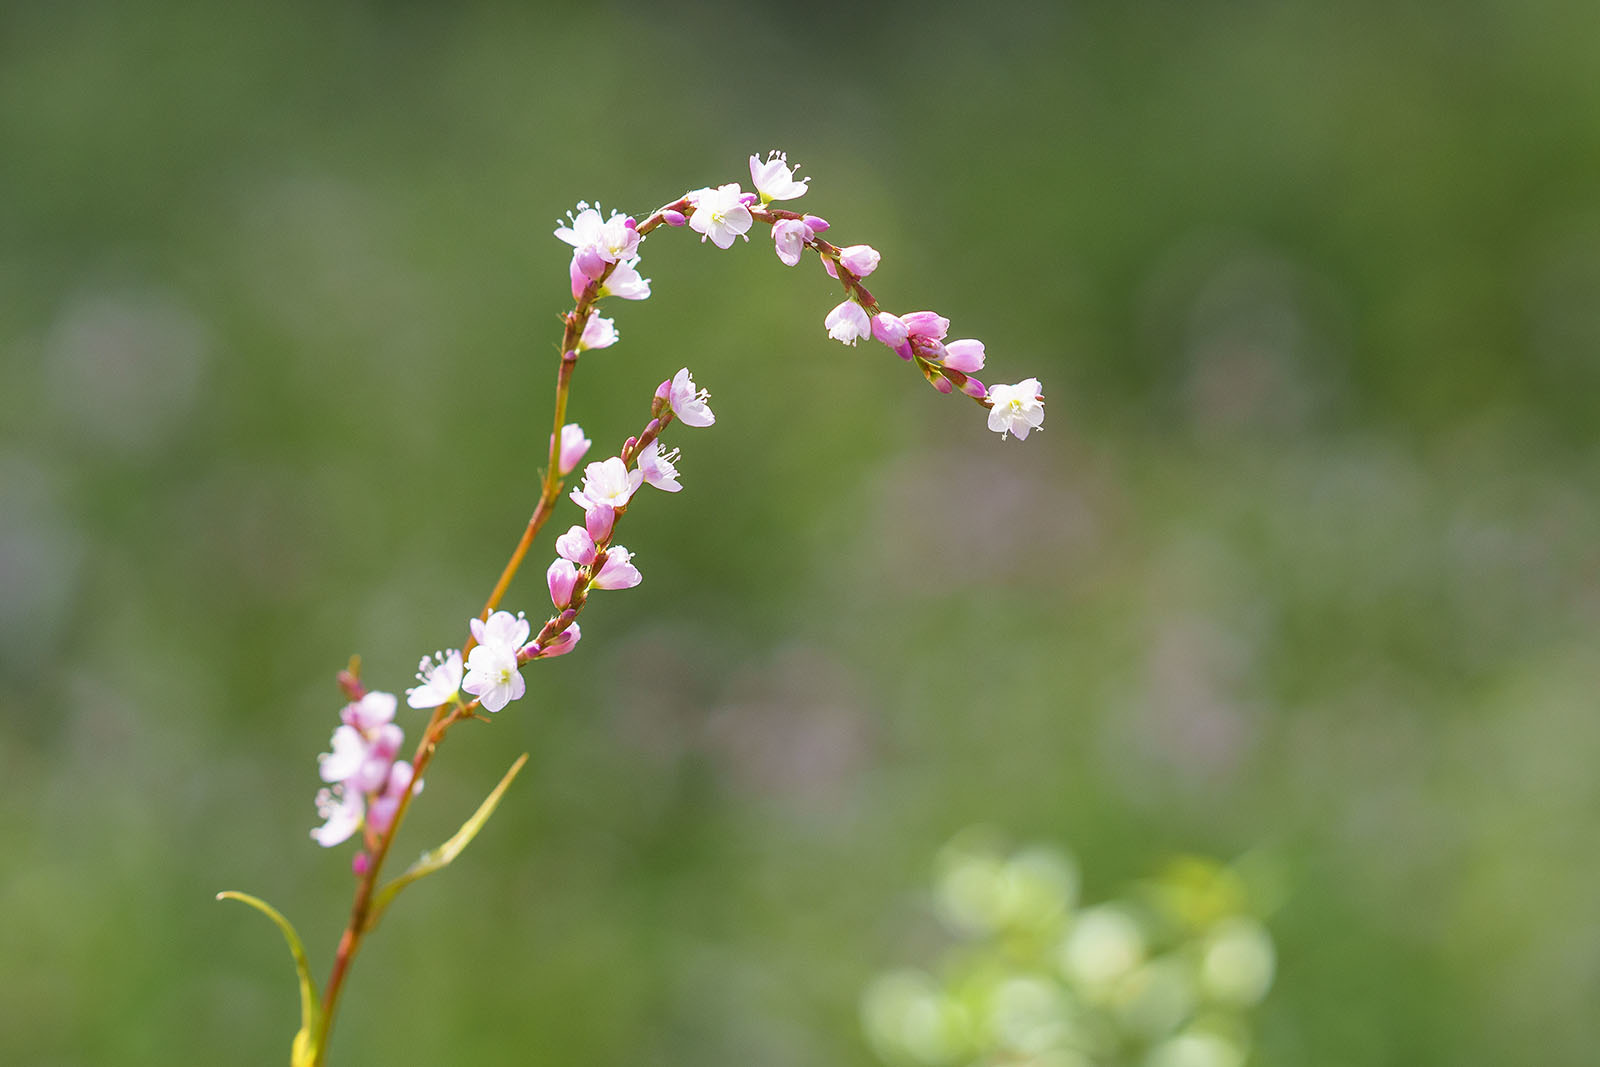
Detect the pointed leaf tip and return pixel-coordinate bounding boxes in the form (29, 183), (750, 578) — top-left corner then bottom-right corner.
(218, 890), (321, 1065)
(364, 753), (529, 932)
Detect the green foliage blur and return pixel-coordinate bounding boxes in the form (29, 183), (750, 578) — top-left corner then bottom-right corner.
(4, 1), (1599, 1064)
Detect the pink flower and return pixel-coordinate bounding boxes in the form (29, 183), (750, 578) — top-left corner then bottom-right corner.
(579, 314), (618, 351)
(825, 300), (872, 345)
(313, 688), (409, 846)
(342, 691), (397, 732)
(901, 310), (951, 361)
(985, 378), (1045, 441)
(556, 423), (591, 476)
(669, 368), (715, 427)
(749, 151), (809, 203)
(547, 558), (580, 608)
(771, 218), (814, 267)
(406, 650), (463, 709)
(687, 184), (754, 249)
(570, 456), (645, 511)
(592, 546), (642, 590)
(555, 524), (598, 565)
(639, 440), (682, 492)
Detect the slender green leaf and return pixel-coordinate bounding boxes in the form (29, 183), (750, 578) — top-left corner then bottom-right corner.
(217, 890), (321, 1066)
(364, 752), (529, 932)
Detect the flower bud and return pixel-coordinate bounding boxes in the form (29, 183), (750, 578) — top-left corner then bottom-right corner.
(585, 504), (616, 542)
(838, 244), (881, 278)
(556, 423), (591, 475)
(662, 209), (687, 227)
(960, 376), (988, 399)
(802, 214), (830, 233)
(943, 339), (986, 373)
(547, 558), (580, 609)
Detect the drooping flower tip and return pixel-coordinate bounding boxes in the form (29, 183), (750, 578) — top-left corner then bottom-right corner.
(556, 423), (592, 476)
(825, 300), (872, 345)
(669, 368), (716, 427)
(749, 151), (810, 203)
(986, 378), (1045, 441)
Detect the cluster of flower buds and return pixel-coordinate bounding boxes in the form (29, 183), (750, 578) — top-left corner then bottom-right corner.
(312, 689), (421, 849)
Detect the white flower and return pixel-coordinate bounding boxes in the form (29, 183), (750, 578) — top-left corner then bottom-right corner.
(825, 300), (872, 345)
(311, 785), (364, 847)
(579, 314), (618, 351)
(592, 546), (642, 590)
(669, 367), (715, 427)
(318, 724), (371, 783)
(687, 184), (754, 249)
(600, 258), (651, 300)
(638, 440), (682, 492)
(749, 151), (809, 202)
(406, 649), (463, 709)
(462, 611), (530, 713)
(985, 378), (1045, 441)
(553, 202), (639, 263)
(570, 456), (645, 511)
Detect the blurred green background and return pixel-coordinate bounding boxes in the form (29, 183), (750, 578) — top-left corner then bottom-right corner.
(4, 0), (1599, 1063)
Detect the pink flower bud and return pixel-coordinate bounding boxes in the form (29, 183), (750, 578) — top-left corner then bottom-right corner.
(535, 623), (581, 658)
(802, 215), (830, 233)
(556, 423), (591, 475)
(366, 795), (400, 834)
(547, 558), (580, 608)
(352, 851), (371, 876)
(739, 191), (759, 206)
(872, 312), (908, 349)
(574, 245), (607, 281)
(585, 505), (615, 542)
(930, 375), (955, 394)
(569, 257), (589, 301)
(655, 378), (673, 403)
(662, 209), (687, 227)
(837, 244), (881, 278)
(960, 376), (988, 399)
(555, 524), (598, 565)
(901, 311), (950, 341)
(943, 339), (986, 373)
(624, 216), (638, 231)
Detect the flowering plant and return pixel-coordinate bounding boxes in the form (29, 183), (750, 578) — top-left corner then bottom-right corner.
(219, 151), (1045, 1066)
